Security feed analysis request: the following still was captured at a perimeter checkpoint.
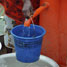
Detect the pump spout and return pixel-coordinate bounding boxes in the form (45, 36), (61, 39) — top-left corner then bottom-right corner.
(24, 2), (49, 27)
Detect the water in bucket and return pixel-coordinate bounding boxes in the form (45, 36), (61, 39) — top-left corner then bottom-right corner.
(22, 18), (36, 37)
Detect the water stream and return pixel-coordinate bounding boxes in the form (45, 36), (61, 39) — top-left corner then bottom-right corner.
(22, 18), (36, 37)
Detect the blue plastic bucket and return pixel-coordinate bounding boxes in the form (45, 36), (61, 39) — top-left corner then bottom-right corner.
(11, 24), (46, 63)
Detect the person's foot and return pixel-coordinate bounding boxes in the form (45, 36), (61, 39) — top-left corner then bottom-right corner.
(22, 0), (33, 18)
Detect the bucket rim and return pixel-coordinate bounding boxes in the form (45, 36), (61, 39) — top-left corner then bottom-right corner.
(11, 24), (46, 40)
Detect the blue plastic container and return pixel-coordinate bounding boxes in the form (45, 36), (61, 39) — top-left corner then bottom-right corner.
(11, 24), (46, 63)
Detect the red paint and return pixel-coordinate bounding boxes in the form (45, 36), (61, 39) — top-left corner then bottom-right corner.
(40, 0), (67, 67)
